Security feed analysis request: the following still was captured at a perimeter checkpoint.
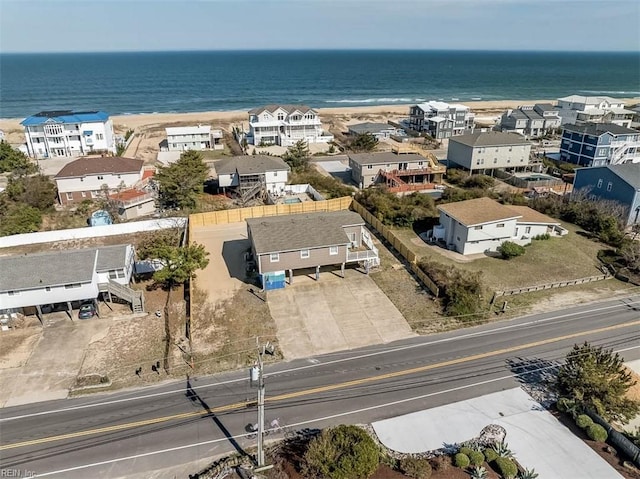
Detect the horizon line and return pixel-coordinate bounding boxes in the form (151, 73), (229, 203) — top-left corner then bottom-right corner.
(1, 48), (639, 55)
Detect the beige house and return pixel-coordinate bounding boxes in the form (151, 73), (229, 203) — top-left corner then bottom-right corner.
(349, 151), (445, 190)
(246, 211), (379, 289)
(447, 131), (532, 174)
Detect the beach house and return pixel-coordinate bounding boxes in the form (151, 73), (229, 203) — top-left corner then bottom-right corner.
(0, 244), (143, 319)
(559, 123), (640, 167)
(214, 155), (290, 202)
(247, 105), (333, 147)
(408, 101), (475, 139)
(434, 197), (565, 255)
(165, 125), (223, 151)
(347, 122), (400, 141)
(246, 210), (378, 289)
(498, 104), (561, 139)
(21, 110), (116, 159)
(446, 131), (532, 174)
(556, 95), (634, 127)
(573, 164), (640, 225)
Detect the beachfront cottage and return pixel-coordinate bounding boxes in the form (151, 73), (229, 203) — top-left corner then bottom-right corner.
(347, 122), (400, 141)
(446, 131), (532, 174)
(573, 164), (640, 225)
(408, 101), (475, 139)
(434, 197), (565, 255)
(214, 155), (290, 203)
(556, 95), (634, 127)
(498, 104), (561, 139)
(164, 125), (223, 151)
(559, 123), (640, 167)
(348, 149), (445, 191)
(246, 210), (379, 289)
(0, 244), (143, 320)
(247, 105), (333, 147)
(21, 110), (116, 159)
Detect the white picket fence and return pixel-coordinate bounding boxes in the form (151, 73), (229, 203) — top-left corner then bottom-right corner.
(0, 217), (187, 249)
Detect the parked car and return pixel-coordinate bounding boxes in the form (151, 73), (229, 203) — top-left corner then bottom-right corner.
(78, 302), (97, 320)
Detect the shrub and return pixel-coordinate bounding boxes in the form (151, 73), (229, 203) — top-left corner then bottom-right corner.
(470, 466), (488, 479)
(556, 397), (574, 413)
(586, 423), (608, 442)
(399, 456), (432, 479)
(301, 425), (380, 479)
(492, 441), (513, 459)
(483, 447), (498, 463)
(453, 453), (470, 468)
(494, 457), (518, 479)
(459, 446), (474, 456)
(468, 450), (485, 466)
(498, 241), (526, 259)
(533, 233), (551, 240)
(575, 414), (593, 429)
(520, 468), (539, 479)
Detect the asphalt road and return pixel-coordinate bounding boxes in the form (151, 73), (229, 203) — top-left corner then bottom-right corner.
(1, 296), (640, 478)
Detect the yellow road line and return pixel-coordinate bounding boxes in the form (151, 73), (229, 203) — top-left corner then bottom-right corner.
(3, 319), (638, 451)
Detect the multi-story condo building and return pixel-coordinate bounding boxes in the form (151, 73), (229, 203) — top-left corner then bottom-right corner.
(21, 110), (116, 159)
(408, 101), (475, 139)
(447, 131), (532, 174)
(556, 95), (634, 127)
(165, 125), (223, 151)
(247, 105), (333, 147)
(499, 104), (561, 138)
(559, 123), (640, 167)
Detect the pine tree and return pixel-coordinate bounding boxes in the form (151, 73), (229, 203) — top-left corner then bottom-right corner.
(155, 150), (209, 210)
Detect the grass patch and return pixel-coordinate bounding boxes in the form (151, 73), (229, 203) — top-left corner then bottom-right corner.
(199, 147), (233, 160)
(393, 222), (608, 291)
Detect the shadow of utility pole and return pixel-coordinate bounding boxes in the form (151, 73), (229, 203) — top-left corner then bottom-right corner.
(185, 377), (249, 458)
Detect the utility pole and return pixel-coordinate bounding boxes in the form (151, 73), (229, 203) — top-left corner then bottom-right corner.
(250, 338), (275, 468)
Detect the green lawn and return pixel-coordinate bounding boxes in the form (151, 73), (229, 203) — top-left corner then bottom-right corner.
(392, 222), (609, 292)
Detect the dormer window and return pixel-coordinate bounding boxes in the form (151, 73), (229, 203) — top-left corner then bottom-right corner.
(277, 113), (284, 120)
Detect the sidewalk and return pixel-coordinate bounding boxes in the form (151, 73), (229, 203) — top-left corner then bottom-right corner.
(372, 388), (623, 479)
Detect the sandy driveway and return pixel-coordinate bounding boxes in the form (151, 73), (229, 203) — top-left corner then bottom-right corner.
(267, 270), (415, 359)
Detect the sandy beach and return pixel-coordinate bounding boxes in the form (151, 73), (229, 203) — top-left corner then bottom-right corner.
(1, 98), (637, 154)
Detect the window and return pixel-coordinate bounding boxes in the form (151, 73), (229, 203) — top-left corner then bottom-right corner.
(64, 283), (81, 289)
(515, 228), (519, 236)
(109, 269), (126, 279)
(367, 165), (372, 169)
(66, 192), (74, 200)
(525, 226), (531, 234)
(329, 246), (339, 255)
(277, 113), (284, 121)
(493, 158), (498, 164)
(474, 226), (483, 230)
(607, 182), (612, 191)
(418, 161), (423, 166)
(496, 223), (505, 228)
(8, 290), (19, 296)
(81, 191), (87, 198)
(97, 175), (104, 180)
(270, 253), (279, 262)
(96, 133), (104, 140)
(273, 171), (278, 176)
(597, 179), (603, 188)
(300, 249), (310, 259)
(45, 286), (51, 291)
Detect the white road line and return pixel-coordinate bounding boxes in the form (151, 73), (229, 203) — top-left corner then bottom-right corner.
(2, 298), (638, 422)
(19, 344), (640, 477)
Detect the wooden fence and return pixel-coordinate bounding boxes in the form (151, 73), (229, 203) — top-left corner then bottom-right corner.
(492, 273), (611, 302)
(351, 201), (440, 297)
(189, 196), (354, 228)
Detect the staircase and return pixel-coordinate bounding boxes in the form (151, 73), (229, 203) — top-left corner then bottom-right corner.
(99, 280), (145, 313)
(609, 141), (640, 165)
(240, 181), (264, 204)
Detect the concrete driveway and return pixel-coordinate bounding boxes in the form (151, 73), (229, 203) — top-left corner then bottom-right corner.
(190, 222), (251, 305)
(267, 270), (414, 359)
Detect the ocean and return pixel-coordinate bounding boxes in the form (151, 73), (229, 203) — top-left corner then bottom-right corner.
(0, 50), (638, 119)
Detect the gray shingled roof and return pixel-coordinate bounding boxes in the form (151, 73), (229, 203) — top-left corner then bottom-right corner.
(562, 123), (639, 136)
(348, 152), (425, 166)
(248, 104), (315, 116)
(348, 122), (393, 135)
(522, 110), (544, 121)
(534, 103), (556, 112)
(608, 164), (640, 189)
(0, 245), (131, 292)
(247, 211), (364, 255)
(450, 131), (531, 148)
(214, 155), (290, 176)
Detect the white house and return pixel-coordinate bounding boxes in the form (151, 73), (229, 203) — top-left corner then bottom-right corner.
(0, 245), (141, 317)
(408, 101), (475, 139)
(447, 131), (532, 173)
(347, 122), (400, 141)
(215, 155), (290, 201)
(54, 156), (146, 205)
(165, 125), (223, 151)
(247, 104), (333, 147)
(434, 197), (565, 255)
(556, 95), (634, 127)
(21, 110), (116, 159)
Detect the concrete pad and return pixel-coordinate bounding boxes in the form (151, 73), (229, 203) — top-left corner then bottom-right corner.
(268, 271), (414, 359)
(372, 388), (623, 479)
(190, 223), (250, 304)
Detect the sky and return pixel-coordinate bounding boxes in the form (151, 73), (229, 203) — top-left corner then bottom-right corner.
(1, 0), (639, 53)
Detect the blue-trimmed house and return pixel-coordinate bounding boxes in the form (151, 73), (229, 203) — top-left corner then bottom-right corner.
(21, 110), (116, 159)
(573, 164), (640, 225)
(559, 123), (640, 167)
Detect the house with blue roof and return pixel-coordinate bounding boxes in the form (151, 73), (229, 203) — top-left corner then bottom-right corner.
(21, 110), (116, 159)
(573, 163), (640, 225)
